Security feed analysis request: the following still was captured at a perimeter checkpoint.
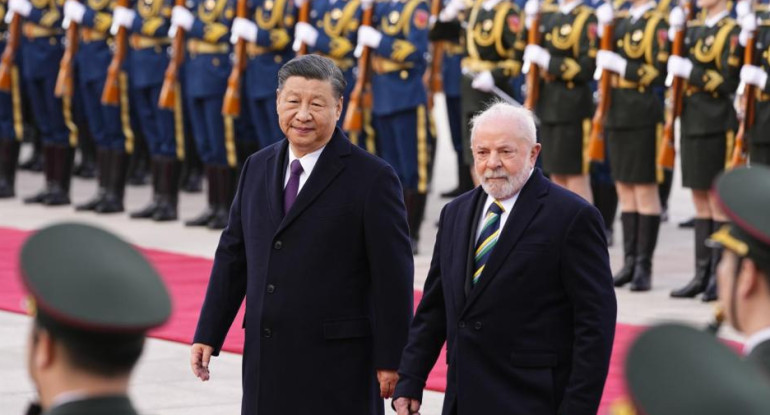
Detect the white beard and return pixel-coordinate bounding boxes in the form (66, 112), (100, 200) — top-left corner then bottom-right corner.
(480, 162), (532, 200)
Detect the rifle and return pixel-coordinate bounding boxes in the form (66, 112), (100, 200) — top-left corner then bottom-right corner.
(658, 0), (693, 171)
(55, 2), (81, 97)
(222, 0), (247, 117)
(587, 20), (614, 162)
(523, 2), (540, 110)
(342, 1), (373, 133)
(101, 0), (130, 105)
(158, 0), (187, 110)
(731, 9), (757, 168)
(0, 12), (21, 92)
(426, 0), (443, 111)
(295, 0), (311, 55)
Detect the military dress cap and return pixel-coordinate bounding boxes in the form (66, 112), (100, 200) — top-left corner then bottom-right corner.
(708, 165), (770, 272)
(626, 323), (770, 415)
(20, 223), (172, 336)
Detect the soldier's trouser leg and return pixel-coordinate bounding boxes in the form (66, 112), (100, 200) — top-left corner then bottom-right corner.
(72, 85), (96, 178)
(185, 97), (216, 226)
(203, 97), (236, 230)
(151, 84), (182, 221)
(441, 95), (472, 198)
(75, 78), (109, 208)
(94, 78), (129, 214)
(23, 74), (73, 204)
(0, 88), (20, 198)
(247, 96), (282, 149)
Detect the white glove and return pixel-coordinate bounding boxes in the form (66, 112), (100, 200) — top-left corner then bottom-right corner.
(595, 3), (613, 26)
(171, 5), (194, 32)
(294, 0), (306, 8)
(669, 6), (685, 30)
(292, 21), (319, 51)
(523, 44), (550, 69)
(8, 0), (32, 17)
(471, 70), (495, 92)
(230, 17), (258, 44)
(596, 50), (627, 76)
(524, 0), (539, 17)
(739, 13), (757, 46)
(667, 55), (693, 80)
(439, 0), (465, 21)
(63, 0), (86, 24)
(740, 65), (769, 89)
(736, 0), (751, 20)
(110, 6), (136, 35)
(357, 25), (382, 49)
(360, 0), (375, 9)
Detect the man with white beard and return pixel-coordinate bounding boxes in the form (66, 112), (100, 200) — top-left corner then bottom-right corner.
(392, 102), (617, 415)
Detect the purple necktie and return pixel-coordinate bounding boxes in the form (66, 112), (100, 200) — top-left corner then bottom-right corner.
(284, 159), (304, 214)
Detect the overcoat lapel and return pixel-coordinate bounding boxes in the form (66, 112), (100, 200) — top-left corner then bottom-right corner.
(451, 187), (485, 313)
(274, 129), (349, 235)
(266, 140), (290, 226)
(461, 170), (549, 315)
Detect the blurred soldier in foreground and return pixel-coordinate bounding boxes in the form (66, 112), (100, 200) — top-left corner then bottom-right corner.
(19, 222), (172, 415)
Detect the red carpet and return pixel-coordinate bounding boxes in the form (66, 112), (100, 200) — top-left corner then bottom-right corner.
(0, 226), (682, 413)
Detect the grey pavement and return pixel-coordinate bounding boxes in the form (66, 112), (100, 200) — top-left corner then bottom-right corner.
(0, 98), (741, 414)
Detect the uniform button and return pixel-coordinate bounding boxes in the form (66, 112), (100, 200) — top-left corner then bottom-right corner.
(274, 240), (282, 250)
(266, 284), (275, 294)
(458, 321), (466, 328)
(474, 321), (483, 331)
(263, 328), (272, 338)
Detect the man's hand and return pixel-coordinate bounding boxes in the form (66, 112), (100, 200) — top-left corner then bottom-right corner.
(376, 369), (398, 399)
(190, 343), (214, 381)
(393, 397), (421, 415)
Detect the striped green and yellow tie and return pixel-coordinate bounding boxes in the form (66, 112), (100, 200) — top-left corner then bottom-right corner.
(473, 200), (505, 286)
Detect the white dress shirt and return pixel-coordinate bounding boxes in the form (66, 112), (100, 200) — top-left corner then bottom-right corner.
(705, 10), (729, 28)
(559, 0), (582, 15)
(284, 145), (326, 193)
(629, 1), (655, 22)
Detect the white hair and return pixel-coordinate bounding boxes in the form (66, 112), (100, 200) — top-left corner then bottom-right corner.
(469, 101), (537, 147)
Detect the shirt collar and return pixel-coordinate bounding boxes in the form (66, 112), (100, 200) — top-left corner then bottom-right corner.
(559, 0), (582, 15)
(482, 168), (534, 214)
(743, 326), (770, 355)
(288, 145), (326, 176)
(629, 1), (655, 21)
(482, 0), (502, 11)
(705, 10), (729, 28)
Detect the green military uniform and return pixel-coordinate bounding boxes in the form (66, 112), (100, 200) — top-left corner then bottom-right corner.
(708, 165), (770, 377)
(459, 0), (523, 164)
(680, 11), (741, 190)
(607, 3), (669, 293)
(746, 9), (770, 165)
(535, 0), (598, 175)
(19, 222), (172, 415)
(624, 323), (770, 415)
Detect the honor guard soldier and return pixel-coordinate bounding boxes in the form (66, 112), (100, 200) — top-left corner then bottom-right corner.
(293, 0), (376, 150)
(229, 0), (295, 150)
(667, 0), (742, 302)
(8, 0), (76, 205)
(355, 0), (431, 253)
(595, 0), (668, 291)
(64, 0), (134, 213)
(111, 0), (185, 221)
(0, 0), (24, 198)
(737, 2), (770, 165)
(19, 222), (172, 415)
(434, 0), (473, 198)
(171, 0), (238, 229)
(434, 0), (524, 195)
(523, 0), (599, 202)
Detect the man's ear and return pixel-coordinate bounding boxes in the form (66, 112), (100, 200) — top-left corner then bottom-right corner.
(34, 329), (56, 372)
(335, 96), (343, 120)
(739, 259), (766, 299)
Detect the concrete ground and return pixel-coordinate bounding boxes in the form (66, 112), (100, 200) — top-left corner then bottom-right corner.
(0, 97), (740, 414)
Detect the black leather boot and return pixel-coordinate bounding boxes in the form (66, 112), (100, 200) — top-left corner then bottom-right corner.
(43, 144), (74, 206)
(702, 221), (726, 302)
(73, 129), (96, 178)
(95, 149), (128, 213)
(629, 214), (661, 292)
(614, 212), (639, 287)
(130, 157), (161, 219)
(24, 144), (56, 204)
(593, 182), (618, 247)
(0, 139), (20, 198)
(153, 157), (181, 222)
(441, 161), (473, 199)
(658, 169), (673, 222)
(186, 165), (217, 226)
(671, 218), (713, 298)
(208, 166), (236, 229)
(76, 148), (111, 211)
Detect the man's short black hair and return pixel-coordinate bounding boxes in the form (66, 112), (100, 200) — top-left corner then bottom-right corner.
(277, 54), (347, 99)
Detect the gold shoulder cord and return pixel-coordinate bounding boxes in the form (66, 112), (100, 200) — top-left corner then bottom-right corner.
(381, 0), (424, 36)
(88, 0), (110, 12)
(465, 0), (485, 59)
(492, 2), (513, 57)
(199, 0), (228, 24)
(324, 0), (360, 37)
(692, 21), (735, 70)
(256, 0), (288, 29)
(138, 0), (163, 19)
(550, 7), (590, 58)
